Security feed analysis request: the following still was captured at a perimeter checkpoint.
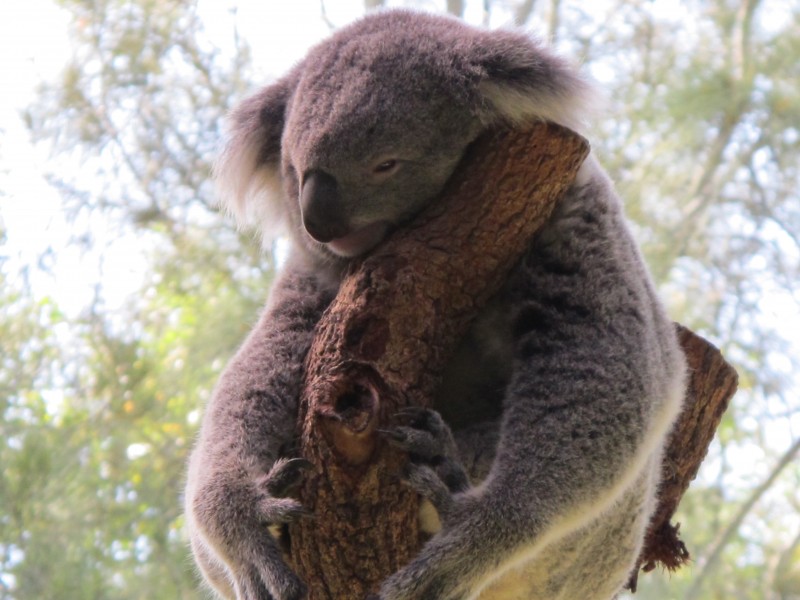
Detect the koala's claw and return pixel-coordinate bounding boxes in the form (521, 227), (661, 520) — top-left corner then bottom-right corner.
(381, 425), (444, 462)
(262, 457), (313, 498)
(395, 406), (443, 430)
(377, 427), (409, 443)
(258, 496), (313, 525)
(384, 407), (453, 458)
(394, 405), (430, 418)
(251, 458), (315, 525)
(383, 408), (470, 495)
(236, 563), (307, 600)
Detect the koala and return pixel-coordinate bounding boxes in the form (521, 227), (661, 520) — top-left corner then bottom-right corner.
(184, 9), (686, 600)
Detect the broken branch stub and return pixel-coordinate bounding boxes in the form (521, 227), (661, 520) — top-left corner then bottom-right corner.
(628, 325), (738, 591)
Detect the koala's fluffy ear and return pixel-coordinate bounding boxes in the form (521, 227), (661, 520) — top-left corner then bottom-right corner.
(214, 71), (298, 233)
(474, 31), (599, 133)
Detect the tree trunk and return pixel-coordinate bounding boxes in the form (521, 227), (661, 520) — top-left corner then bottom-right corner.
(288, 123), (589, 599)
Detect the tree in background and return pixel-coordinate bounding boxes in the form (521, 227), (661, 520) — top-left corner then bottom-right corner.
(1, 0), (798, 598)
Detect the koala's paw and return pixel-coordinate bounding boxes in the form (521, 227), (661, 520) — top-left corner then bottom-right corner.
(191, 526), (308, 600)
(235, 563), (307, 600)
(255, 457), (314, 524)
(382, 407), (457, 462)
(234, 458), (311, 599)
(189, 457), (314, 600)
(381, 408), (469, 516)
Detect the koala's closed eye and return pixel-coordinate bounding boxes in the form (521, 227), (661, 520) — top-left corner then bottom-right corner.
(373, 159), (399, 174)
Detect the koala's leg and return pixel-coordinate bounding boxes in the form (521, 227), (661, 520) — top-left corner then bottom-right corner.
(185, 265), (335, 600)
(191, 534), (236, 599)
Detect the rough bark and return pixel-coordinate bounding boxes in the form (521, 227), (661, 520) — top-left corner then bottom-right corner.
(288, 123), (590, 599)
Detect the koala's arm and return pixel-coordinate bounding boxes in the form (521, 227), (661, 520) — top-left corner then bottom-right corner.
(379, 160), (686, 600)
(185, 259), (334, 600)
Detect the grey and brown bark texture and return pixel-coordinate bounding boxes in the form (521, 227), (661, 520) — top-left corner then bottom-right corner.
(285, 122), (738, 598)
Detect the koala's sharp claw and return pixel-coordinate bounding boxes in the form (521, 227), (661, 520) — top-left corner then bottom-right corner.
(378, 428), (408, 442)
(395, 406), (428, 418)
(262, 457), (314, 498)
(383, 425), (443, 460)
(259, 496), (312, 524)
(395, 407), (449, 432)
(288, 457), (314, 470)
(297, 505), (316, 520)
(396, 406), (437, 427)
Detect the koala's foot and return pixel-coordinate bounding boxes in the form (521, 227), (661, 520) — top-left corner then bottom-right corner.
(255, 457), (314, 524)
(191, 520), (308, 600)
(382, 408), (470, 518)
(187, 457), (314, 600)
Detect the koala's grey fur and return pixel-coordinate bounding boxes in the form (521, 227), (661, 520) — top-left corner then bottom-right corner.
(185, 10), (686, 600)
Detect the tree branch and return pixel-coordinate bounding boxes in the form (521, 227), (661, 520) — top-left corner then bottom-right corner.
(628, 325), (739, 591)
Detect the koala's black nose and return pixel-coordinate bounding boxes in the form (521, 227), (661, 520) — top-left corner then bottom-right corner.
(300, 170), (349, 243)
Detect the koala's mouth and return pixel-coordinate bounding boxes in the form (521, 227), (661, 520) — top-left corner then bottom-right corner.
(325, 222), (390, 258)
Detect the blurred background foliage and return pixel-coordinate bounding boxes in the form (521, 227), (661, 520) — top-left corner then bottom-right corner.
(0, 0), (798, 598)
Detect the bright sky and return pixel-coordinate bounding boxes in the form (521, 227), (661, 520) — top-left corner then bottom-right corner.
(0, 0), (366, 316)
(0, 1), (139, 315)
(0, 2), (72, 294)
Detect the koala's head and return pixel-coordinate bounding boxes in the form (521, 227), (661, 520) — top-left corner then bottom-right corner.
(216, 10), (593, 262)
